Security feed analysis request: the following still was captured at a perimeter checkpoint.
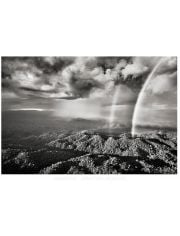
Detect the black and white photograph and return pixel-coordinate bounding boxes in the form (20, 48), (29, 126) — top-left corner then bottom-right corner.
(0, 1), (179, 236)
(1, 56), (177, 174)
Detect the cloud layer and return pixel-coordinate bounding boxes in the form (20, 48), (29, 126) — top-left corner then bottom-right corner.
(2, 57), (177, 127)
(2, 56), (177, 100)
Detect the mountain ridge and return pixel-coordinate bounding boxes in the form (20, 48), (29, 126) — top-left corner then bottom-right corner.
(2, 129), (177, 174)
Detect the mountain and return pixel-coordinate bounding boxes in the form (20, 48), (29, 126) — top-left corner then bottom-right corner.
(2, 129), (177, 174)
(47, 130), (177, 156)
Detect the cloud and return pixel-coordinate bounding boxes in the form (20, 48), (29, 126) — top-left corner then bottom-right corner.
(2, 57), (177, 110)
(57, 57), (130, 99)
(141, 57), (177, 97)
(146, 72), (177, 95)
(121, 56), (177, 79)
(156, 57), (177, 75)
(122, 62), (149, 78)
(1, 57), (142, 99)
(1, 57), (75, 98)
(2, 57), (133, 99)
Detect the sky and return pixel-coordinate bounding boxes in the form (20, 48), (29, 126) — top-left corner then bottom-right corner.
(1, 56), (177, 129)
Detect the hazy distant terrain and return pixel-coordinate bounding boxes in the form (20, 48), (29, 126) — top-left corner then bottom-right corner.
(2, 111), (177, 174)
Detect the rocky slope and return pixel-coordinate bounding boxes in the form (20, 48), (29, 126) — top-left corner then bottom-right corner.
(48, 130), (177, 157)
(2, 130), (177, 174)
(45, 130), (177, 174)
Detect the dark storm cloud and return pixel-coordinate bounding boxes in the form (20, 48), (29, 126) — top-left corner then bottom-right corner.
(96, 57), (132, 72)
(68, 70), (103, 97)
(2, 57), (75, 76)
(1, 57), (76, 98)
(33, 57), (76, 74)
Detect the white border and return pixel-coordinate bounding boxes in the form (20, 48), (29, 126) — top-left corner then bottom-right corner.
(0, 1), (179, 236)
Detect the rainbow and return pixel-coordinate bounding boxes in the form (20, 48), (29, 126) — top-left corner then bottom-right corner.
(131, 58), (162, 137)
(108, 58), (163, 136)
(109, 85), (120, 128)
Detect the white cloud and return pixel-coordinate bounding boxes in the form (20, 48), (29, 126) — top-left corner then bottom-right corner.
(12, 71), (41, 89)
(122, 63), (148, 78)
(146, 72), (177, 94)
